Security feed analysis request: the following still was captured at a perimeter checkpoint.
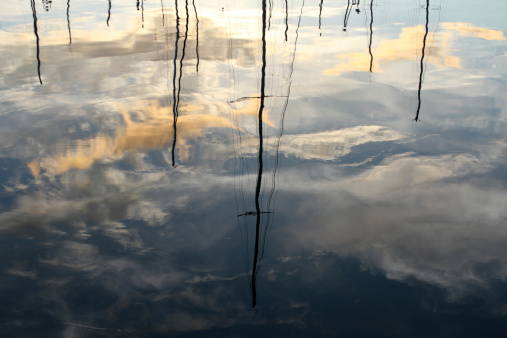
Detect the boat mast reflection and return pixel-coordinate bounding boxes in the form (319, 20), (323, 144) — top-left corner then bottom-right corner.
(343, 0), (360, 31)
(107, 0), (111, 26)
(235, 0), (304, 311)
(67, 0), (72, 44)
(319, 0), (323, 35)
(30, 0), (43, 85)
(415, 0), (429, 122)
(171, 0), (180, 167)
(368, 0), (373, 72)
(249, 0), (268, 309)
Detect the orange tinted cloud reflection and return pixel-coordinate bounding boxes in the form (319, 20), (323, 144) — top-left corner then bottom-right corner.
(28, 97), (275, 177)
(324, 22), (505, 76)
(28, 101), (238, 177)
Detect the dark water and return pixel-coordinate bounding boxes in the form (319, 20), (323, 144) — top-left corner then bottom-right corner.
(1, 0), (507, 337)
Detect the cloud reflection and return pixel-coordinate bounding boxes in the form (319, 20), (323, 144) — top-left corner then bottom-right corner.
(323, 22), (505, 76)
(28, 101), (238, 176)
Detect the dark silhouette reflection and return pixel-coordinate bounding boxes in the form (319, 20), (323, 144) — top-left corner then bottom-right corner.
(368, 0), (373, 72)
(249, 0), (268, 308)
(415, 0), (429, 122)
(319, 0), (323, 35)
(192, 0), (199, 72)
(107, 0), (111, 26)
(343, 0), (360, 31)
(141, 0), (145, 28)
(235, 0), (304, 311)
(284, 0), (288, 41)
(136, 0), (139, 10)
(343, 0), (351, 31)
(42, 0), (52, 11)
(67, 0), (72, 44)
(171, 0), (180, 167)
(31, 0), (43, 85)
(161, 0), (165, 26)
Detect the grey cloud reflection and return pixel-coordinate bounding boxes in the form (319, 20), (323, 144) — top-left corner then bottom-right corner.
(279, 145), (507, 300)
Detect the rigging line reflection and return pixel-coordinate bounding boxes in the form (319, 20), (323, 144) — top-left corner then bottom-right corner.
(30, 0), (43, 85)
(344, 0), (361, 31)
(265, 0), (305, 267)
(67, 0), (71, 44)
(171, 0), (180, 167)
(107, 0), (111, 26)
(368, 0), (373, 72)
(415, 0), (429, 122)
(268, 0), (273, 30)
(192, 0), (199, 72)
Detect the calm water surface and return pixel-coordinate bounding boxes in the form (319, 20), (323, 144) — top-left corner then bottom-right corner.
(1, 0), (507, 337)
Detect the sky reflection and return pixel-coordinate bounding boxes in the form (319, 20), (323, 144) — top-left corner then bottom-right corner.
(1, 0), (507, 336)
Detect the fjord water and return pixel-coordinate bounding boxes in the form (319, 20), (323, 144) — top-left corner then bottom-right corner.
(1, 0), (507, 336)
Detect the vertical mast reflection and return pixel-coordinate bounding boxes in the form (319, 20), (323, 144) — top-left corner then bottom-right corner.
(107, 0), (112, 26)
(30, 0), (43, 85)
(235, 0), (304, 311)
(284, 0), (289, 41)
(368, 0), (373, 72)
(250, 0), (268, 309)
(171, 0), (180, 167)
(415, 0), (429, 122)
(319, 0), (323, 35)
(343, 0), (351, 31)
(161, 0), (165, 26)
(67, 0), (72, 44)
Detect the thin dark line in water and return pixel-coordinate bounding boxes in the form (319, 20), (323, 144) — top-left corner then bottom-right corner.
(107, 0), (111, 26)
(415, 0), (429, 122)
(141, 0), (145, 28)
(251, 0), (267, 310)
(227, 95), (280, 103)
(284, 0), (288, 41)
(237, 211), (273, 217)
(30, 0), (42, 85)
(263, 0), (305, 273)
(344, 0), (351, 31)
(368, 0), (373, 72)
(172, 0), (180, 167)
(161, 0), (165, 26)
(192, 0), (199, 72)
(67, 0), (72, 44)
(49, 321), (138, 338)
(175, 0), (189, 120)
(319, 0), (323, 32)
(268, 0), (272, 30)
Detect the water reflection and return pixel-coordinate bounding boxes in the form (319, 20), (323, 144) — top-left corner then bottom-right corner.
(2, 0), (507, 336)
(30, 0), (43, 85)
(107, 0), (112, 27)
(415, 0), (429, 122)
(67, 0), (72, 44)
